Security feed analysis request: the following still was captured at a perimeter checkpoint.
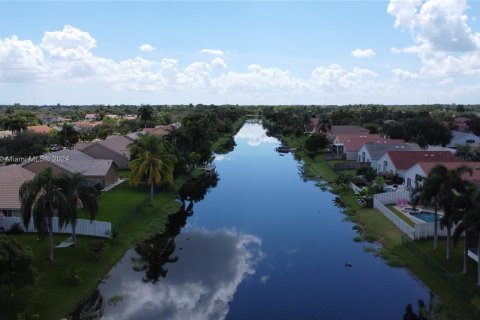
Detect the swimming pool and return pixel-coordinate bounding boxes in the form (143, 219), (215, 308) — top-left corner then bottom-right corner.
(410, 210), (436, 223)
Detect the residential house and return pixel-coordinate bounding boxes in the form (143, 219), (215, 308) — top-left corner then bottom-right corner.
(73, 121), (104, 129)
(84, 113), (99, 121)
(0, 165), (35, 217)
(143, 124), (178, 138)
(22, 149), (118, 189)
(357, 143), (421, 171)
(447, 130), (480, 148)
(328, 125), (370, 140)
(39, 115), (70, 124)
(333, 134), (405, 160)
(377, 151), (460, 178)
(105, 114), (120, 120)
(75, 135), (132, 170)
(404, 161), (480, 189)
(123, 114), (138, 121)
(309, 116), (320, 133)
(27, 125), (54, 134)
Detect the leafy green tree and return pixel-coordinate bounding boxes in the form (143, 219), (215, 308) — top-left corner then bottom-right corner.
(0, 235), (36, 311)
(20, 167), (70, 261)
(455, 144), (480, 161)
(57, 173), (99, 246)
(129, 135), (176, 202)
(304, 133), (329, 154)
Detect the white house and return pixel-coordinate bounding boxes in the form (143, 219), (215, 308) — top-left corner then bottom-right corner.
(377, 150), (460, 178)
(404, 161), (480, 189)
(357, 143), (420, 171)
(447, 131), (480, 148)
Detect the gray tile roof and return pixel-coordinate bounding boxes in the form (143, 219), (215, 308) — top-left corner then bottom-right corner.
(0, 165), (35, 210)
(98, 136), (132, 159)
(363, 143), (421, 160)
(451, 130), (478, 140)
(26, 149), (115, 177)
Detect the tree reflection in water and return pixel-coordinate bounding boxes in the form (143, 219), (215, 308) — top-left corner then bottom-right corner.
(132, 173), (219, 283)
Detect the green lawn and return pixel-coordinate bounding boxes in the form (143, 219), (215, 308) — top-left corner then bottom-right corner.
(387, 205), (417, 227)
(11, 176), (187, 320)
(286, 139), (480, 319)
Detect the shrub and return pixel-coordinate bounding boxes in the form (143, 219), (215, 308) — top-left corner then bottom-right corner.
(63, 265), (82, 286)
(88, 241), (106, 260)
(6, 223), (24, 235)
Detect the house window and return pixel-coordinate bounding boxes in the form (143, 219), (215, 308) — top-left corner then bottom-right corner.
(467, 139), (475, 144)
(384, 160), (388, 171)
(2, 210), (13, 217)
(407, 178), (411, 188)
(362, 152), (365, 162)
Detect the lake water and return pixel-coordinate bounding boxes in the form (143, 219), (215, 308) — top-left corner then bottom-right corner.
(93, 121), (430, 320)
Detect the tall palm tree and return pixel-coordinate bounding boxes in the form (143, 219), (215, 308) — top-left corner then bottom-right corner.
(137, 106), (154, 128)
(453, 184), (480, 286)
(57, 173), (99, 246)
(129, 135), (176, 203)
(414, 166), (445, 250)
(437, 165), (472, 260)
(19, 167), (70, 261)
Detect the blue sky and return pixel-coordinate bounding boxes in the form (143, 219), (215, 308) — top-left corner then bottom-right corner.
(1, 1), (480, 105)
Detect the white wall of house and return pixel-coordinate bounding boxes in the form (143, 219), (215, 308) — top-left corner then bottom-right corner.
(447, 132), (480, 148)
(377, 153), (395, 174)
(357, 145), (377, 169)
(403, 164), (427, 190)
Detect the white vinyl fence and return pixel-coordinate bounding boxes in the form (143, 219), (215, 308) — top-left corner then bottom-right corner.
(373, 199), (416, 239)
(350, 182), (362, 194)
(0, 216), (111, 238)
(372, 190), (460, 240)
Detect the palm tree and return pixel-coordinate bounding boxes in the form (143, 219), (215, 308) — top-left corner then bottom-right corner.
(19, 167), (70, 261)
(413, 166), (445, 250)
(137, 106), (154, 128)
(437, 165), (472, 260)
(453, 184), (480, 286)
(416, 165), (472, 256)
(129, 135), (176, 203)
(57, 173), (99, 246)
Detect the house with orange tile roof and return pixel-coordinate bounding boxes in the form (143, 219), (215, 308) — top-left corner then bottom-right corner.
(27, 124), (55, 134)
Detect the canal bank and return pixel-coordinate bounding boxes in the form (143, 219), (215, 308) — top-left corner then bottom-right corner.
(282, 137), (480, 319)
(90, 121), (432, 320)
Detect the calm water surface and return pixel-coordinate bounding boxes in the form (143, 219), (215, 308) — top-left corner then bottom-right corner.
(97, 121), (429, 320)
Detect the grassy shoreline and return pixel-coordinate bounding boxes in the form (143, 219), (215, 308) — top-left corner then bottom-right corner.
(283, 136), (480, 320)
(9, 123), (245, 319)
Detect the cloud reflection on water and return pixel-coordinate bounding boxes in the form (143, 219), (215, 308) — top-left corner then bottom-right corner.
(100, 228), (262, 320)
(235, 122), (277, 146)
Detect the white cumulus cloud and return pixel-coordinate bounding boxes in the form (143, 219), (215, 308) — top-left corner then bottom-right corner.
(41, 25), (96, 60)
(388, 0), (480, 77)
(392, 68), (419, 80)
(139, 44), (156, 52)
(211, 57), (227, 68)
(351, 48), (376, 58)
(200, 48), (224, 56)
